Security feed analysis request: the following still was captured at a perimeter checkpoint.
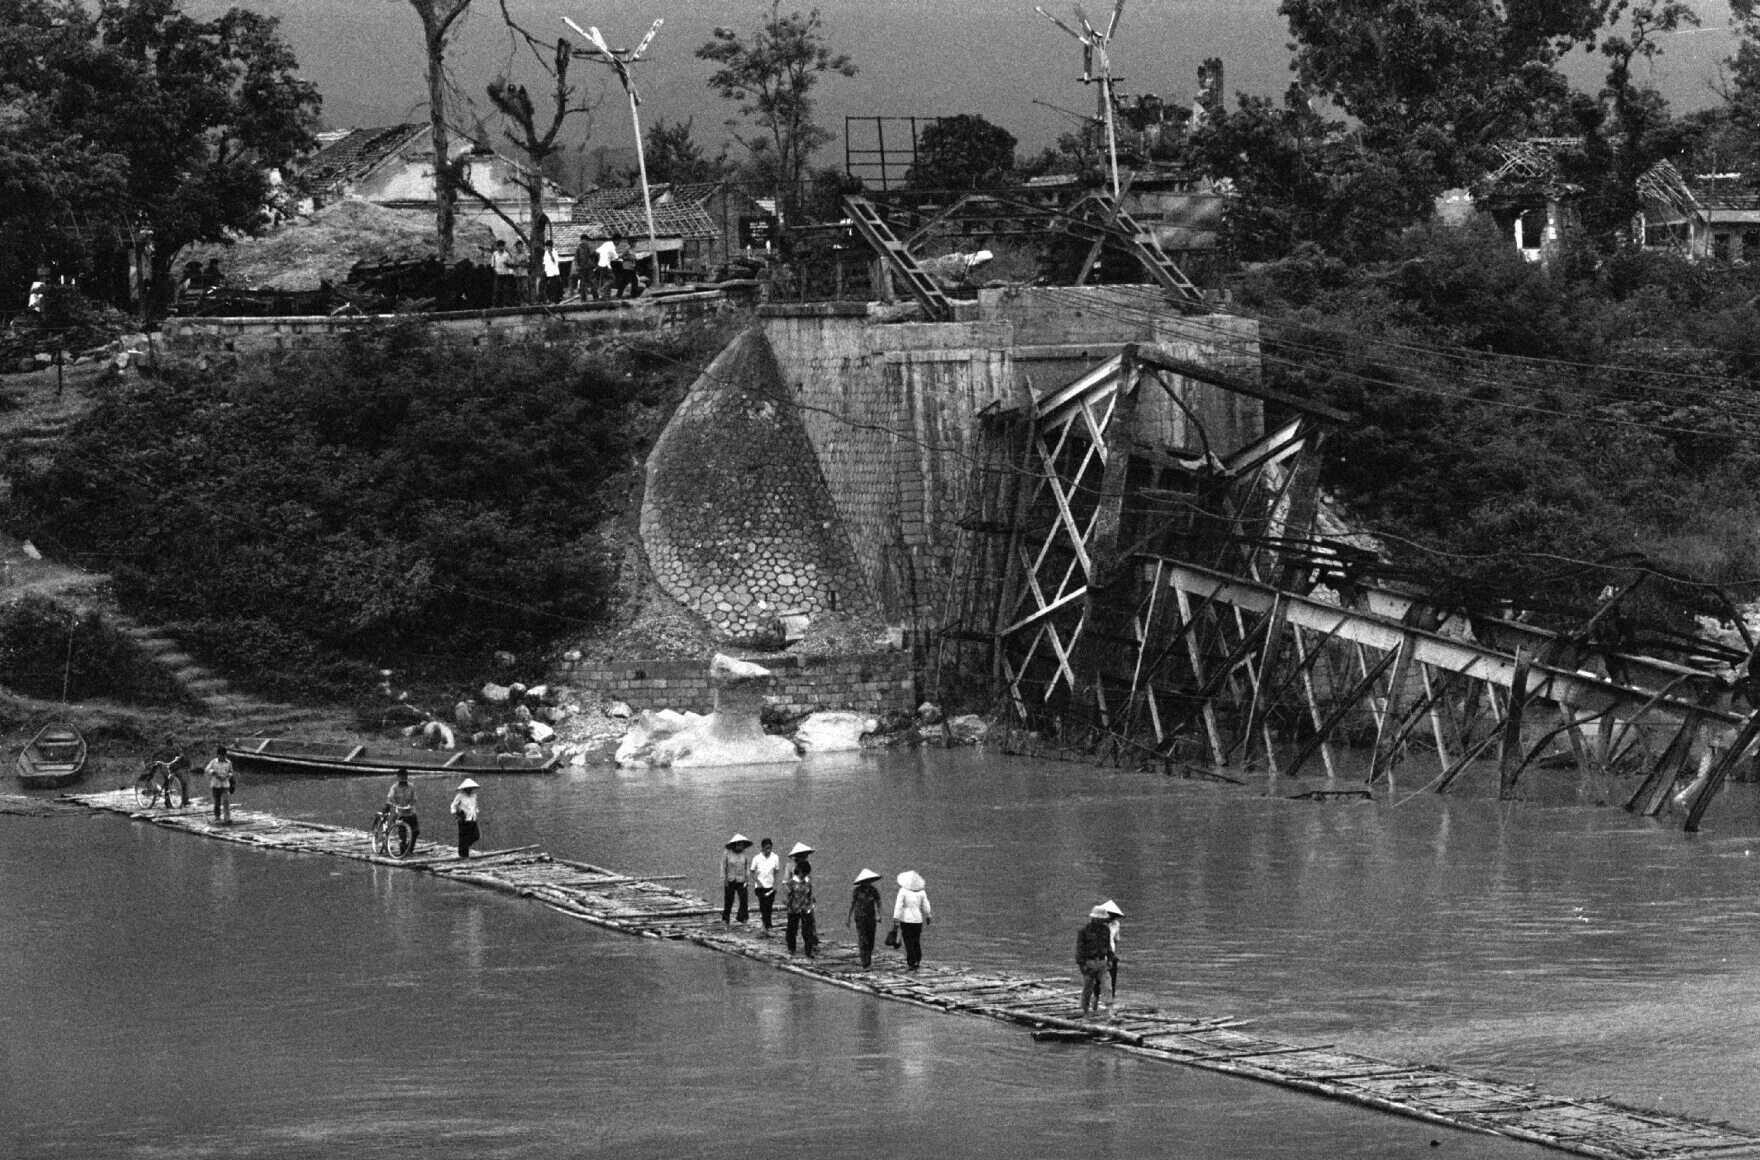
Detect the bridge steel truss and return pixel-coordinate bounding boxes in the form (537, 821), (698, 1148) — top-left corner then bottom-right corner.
(994, 345), (1759, 831)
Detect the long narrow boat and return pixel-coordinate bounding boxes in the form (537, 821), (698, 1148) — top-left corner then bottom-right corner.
(16, 722), (87, 789)
(226, 737), (559, 777)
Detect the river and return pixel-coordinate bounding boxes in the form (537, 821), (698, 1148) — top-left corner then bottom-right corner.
(4, 748), (1758, 1158)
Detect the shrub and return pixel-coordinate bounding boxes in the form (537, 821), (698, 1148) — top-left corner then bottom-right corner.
(0, 595), (190, 705)
(3, 318), (737, 697)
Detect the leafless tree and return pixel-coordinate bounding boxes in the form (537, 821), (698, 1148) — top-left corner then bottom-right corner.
(407, 0), (475, 263)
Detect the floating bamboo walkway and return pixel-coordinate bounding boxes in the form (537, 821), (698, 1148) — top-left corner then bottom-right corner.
(59, 789), (1760, 1160)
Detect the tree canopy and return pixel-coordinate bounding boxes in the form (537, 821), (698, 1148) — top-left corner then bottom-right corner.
(906, 114), (1017, 190)
(697, 3), (856, 218)
(0, 0), (319, 311)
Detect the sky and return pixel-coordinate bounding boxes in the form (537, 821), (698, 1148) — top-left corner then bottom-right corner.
(187, 0), (1746, 167)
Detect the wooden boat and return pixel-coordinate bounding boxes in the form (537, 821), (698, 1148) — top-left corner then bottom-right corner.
(226, 736), (559, 777)
(16, 722), (87, 789)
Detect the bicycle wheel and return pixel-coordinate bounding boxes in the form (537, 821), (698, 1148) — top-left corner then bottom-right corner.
(371, 817), (390, 856)
(163, 772), (187, 808)
(133, 774), (158, 808)
(391, 819), (414, 859)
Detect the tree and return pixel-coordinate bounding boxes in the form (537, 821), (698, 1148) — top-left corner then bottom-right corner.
(906, 114), (1017, 190)
(697, 3), (856, 218)
(19, 0), (320, 313)
(0, 2), (130, 298)
(406, 0), (474, 264)
(637, 117), (732, 185)
(482, 0), (592, 295)
(1278, 0), (1614, 201)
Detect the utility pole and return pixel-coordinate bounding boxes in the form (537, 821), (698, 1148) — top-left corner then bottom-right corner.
(1036, 0), (1127, 199)
(563, 16), (664, 289)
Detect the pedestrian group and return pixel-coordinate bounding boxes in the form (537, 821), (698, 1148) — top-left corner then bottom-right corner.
(719, 834), (934, 971)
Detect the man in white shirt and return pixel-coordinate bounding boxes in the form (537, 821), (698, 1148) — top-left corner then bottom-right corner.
(593, 236), (617, 299)
(747, 837), (781, 936)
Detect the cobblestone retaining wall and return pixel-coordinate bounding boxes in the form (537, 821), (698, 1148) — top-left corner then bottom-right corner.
(553, 652), (915, 716)
(640, 328), (873, 639)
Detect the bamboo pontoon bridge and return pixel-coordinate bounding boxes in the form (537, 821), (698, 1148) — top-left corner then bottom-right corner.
(56, 788), (1760, 1159)
(929, 342), (1760, 830)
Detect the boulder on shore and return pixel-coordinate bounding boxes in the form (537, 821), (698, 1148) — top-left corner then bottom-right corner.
(795, 710), (877, 754)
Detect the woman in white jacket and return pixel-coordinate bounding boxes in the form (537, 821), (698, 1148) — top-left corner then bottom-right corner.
(892, 870), (932, 971)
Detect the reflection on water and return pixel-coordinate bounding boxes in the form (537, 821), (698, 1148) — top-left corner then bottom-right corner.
(6, 746), (1760, 1157)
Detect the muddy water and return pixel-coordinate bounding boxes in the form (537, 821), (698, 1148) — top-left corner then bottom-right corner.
(5, 747), (1759, 1158)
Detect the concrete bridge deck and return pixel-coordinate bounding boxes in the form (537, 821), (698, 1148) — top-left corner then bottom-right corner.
(58, 788), (1760, 1160)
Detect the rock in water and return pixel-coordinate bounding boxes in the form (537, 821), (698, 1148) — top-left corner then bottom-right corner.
(481, 682), (511, 705)
(796, 710), (877, 753)
(623, 654), (800, 768)
(946, 714), (989, 746)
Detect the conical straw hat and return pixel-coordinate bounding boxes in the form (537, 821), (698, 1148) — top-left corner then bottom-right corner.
(896, 870), (925, 891)
(854, 868), (881, 883)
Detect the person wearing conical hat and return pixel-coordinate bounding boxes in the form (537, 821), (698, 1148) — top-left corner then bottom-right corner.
(785, 849), (819, 958)
(748, 838), (781, 936)
(1076, 905), (1113, 1017)
(846, 869), (884, 970)
(720, 834), (754, 925)
(449, 778), (481, 859)
(892, 870), (932, 972)
(1100, 900), (1125, 1014)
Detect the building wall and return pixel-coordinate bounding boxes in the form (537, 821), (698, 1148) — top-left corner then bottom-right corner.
(553, 651), (915, 716)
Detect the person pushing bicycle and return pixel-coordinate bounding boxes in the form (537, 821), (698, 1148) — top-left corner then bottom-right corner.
(386, 769), (419, 845)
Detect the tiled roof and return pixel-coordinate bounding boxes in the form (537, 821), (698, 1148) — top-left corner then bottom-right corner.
(297, 124), (425, 195)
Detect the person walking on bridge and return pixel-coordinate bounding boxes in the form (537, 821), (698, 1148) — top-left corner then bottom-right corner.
(893, 871), (932, 972)
(1076, 906), (1113, 1017)
(450, 778), (481, 859)
(1100, 899), (1124, 1016)
(749, 837), (780, 936)
(205, 745), (235, 825)
(387, 769), (419, 848)
(785, 843), (818, 957)
(721, 834), (753, 925)
(847, 869), (883, 969)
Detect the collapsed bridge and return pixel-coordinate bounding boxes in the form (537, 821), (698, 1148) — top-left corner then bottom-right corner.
(942, 341), (1758, 830)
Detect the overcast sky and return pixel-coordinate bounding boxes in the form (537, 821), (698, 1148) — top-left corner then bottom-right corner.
(190, 0), (1742, 164)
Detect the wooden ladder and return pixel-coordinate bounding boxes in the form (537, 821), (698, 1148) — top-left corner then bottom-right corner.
(1068, 193), (1205, 305)
(842, 195), (955, 321)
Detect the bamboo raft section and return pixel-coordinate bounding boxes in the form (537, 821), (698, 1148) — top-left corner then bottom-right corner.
(60, 789), (1760, 1160)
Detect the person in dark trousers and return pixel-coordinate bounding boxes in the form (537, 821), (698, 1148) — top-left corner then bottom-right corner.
(387, 768), (420, 847)
(892, 870), (932, 971)
(1077, 906), (1113, 1017)
(450, 778), (480, 858)
(785, 843), (818, 957)
(720, 834), (753, 924)
(1101, 899), (1124, 1009)
(204, 745), (234, 824)
(846, 868), (884, 969)
(748, 837), (780, 935)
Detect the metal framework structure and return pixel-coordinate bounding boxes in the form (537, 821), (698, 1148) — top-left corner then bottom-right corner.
(986, 344), (1760, 830)
(844, 116), (939, 190)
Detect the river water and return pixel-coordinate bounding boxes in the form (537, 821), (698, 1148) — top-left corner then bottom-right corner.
(5, 749), (1759, 1158)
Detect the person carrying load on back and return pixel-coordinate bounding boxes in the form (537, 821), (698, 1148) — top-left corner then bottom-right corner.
(387, 769), (419, 845)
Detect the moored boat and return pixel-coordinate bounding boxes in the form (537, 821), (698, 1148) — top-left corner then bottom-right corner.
(16, 722), (87, 789)
(226, 736), (559, 777)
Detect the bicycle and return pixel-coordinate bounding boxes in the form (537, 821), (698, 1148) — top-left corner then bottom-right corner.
(133, 754), (189, 809)
(371, 805), (415, 859)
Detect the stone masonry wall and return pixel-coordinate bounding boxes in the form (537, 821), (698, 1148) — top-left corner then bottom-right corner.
(760, 306), (1021, 624)
(553, 651), (915, 716)
(160, 287), (751, 355)
(640, 327), (873, 639)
